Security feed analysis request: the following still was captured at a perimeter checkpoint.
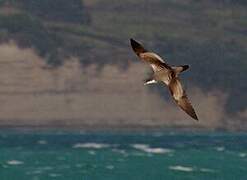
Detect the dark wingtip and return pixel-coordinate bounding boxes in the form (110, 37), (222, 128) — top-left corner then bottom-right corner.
(130, 38), (134, 44)
(183, 65), (190, 71)
(130, 38), (140, 48)
(130, 38), (146, 55)
(193, 114), (199, 121)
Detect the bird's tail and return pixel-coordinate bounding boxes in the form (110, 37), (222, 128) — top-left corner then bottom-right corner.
(172, 65), (189, 75)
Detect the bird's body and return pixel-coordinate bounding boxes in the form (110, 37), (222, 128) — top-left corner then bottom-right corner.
(154, 69), (173, 85)
(130, 38), (198, 121)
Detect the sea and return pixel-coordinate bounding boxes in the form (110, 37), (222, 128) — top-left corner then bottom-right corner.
(0, 129), (247, 180)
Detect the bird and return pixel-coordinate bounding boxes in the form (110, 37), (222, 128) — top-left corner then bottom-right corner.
(130, 38), (198, 121)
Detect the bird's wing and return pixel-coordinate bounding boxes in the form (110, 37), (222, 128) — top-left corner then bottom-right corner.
(168, 77), (198, 121)
(130, 38), (171, 72)
(130, 38), (147, 56)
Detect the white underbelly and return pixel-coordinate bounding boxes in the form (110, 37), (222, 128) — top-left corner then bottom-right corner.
(154, 70), (171, 85)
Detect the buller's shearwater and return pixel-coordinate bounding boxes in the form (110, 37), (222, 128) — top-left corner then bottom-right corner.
(130, 38), (198, 121)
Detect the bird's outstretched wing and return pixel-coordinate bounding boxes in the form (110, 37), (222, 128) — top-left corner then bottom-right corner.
(168, 77), (198, 121)
(130, 38), (147, 56)
(130, 38), (171, 72)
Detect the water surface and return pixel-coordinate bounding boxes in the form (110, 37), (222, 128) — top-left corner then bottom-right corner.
(0, 130), (246, 180)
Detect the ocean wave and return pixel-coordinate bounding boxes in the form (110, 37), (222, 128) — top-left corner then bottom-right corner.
(73, 143), (110, 149)
(151, 132), (164, 137)
(37, 140), (47, 145)
(2, 165), (8, 168)
(75, 164), (83, 168)
(88, 150), (96, 155)
(169, 165), (194, 172)
(200, 168), (215, 173)
(40, 166), (54, 171)
(239, 153), (246, 158)
(26, 170), (43, 175)
(106, 165), (114, 170)
(131, 144), (172, 154)
(57, 156), (66, 161)
(6, 160), (24, 165)
(169, 165), (215, 173)
(49, 173), (62, 177)
(58, 165), (71, 170)
(215, 146), (225, 151)
(112, 149), (128, 156)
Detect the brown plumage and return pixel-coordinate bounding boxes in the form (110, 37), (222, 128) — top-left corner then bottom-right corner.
(130, 38), (198, 121)
(168, 78), (198, 120)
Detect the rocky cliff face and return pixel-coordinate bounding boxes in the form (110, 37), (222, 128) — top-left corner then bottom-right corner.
(1, 42), (245, 130)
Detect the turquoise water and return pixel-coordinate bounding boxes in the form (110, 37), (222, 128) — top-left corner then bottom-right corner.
(0, 130), (247, 180)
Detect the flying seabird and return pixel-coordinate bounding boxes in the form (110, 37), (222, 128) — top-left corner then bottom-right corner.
(130, 38), (198, 121)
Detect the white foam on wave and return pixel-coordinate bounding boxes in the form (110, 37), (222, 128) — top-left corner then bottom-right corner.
(112, 149), (128, 157)
(131, 144), (172, 154)
(49, 173), (62, 177)
(73, 143), (109, 149)
(239, 153), (247, 158)
(41, 166), (54, 171)
(106, 165), (114, 170)
(57, 156), (66, 161)
(215, 146), (225, 151)
(88, 150), (96, 155)
(117, 158), (125, 162)
(75, 164), (83, 168)
(6, 160), (24, 165)
(169, 165), (194, 172)
(169, 165), (215, 173)
(200, 168), (215, 173)
(58, 165), (71, 170)
(26, 170), (43, 175)
(37, 140), (47, 145)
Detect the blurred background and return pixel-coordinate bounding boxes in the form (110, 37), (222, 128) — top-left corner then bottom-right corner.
(0, 0), (246, 131)
(0, 1), (247, 180)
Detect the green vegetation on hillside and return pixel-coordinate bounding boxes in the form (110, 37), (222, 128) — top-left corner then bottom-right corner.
(18, 0), (90, 24)
(0, 0), (91, 65)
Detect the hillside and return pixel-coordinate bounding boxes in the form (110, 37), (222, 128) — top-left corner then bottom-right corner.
(0, 0), (246, 115)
